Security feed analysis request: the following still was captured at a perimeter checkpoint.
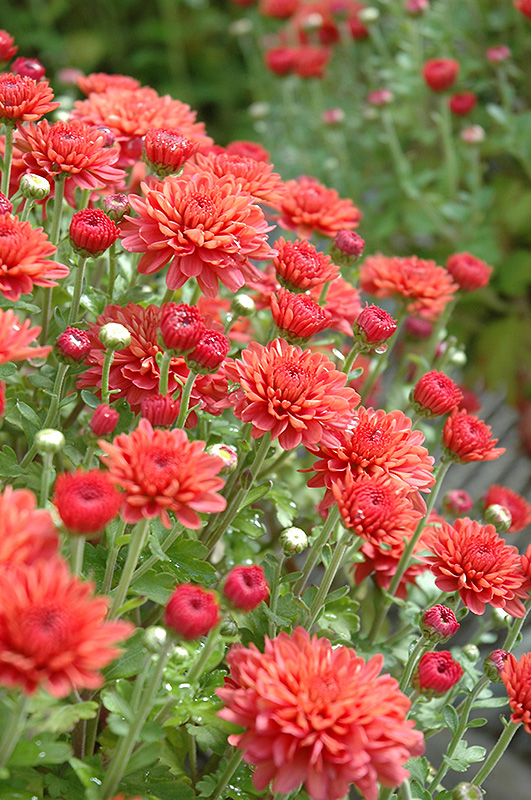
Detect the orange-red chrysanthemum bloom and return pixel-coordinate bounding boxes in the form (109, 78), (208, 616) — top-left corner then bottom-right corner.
(483, 484), (531, 533)
(442, 410), (505, 463)
(273, 237), (340, 292)
(0, 308), (51, 364)
(15, 120), (125, 199)
(184, 151), (285, 208)
(77, 72), (141, 95)
(307, 406), (435, 503)
(99, 418), (227, 528)
(70, 86), (212, 166)
(332, 471), (422, 547)
(0, 213), (69, 301)
(360, 254), (458, 320)
(270, 288), (331, 343)
(424, 517), (529, 616)
(121, 173), (275, 296)
(226, 337), (360, 450)
(0, 73), (60, 123)
(0, 558), (133, 697)
(278, 176), (362, 239)
(0, 486), (58, 567)
(502, 653), (531, 734)
(217, 628), (424, 800)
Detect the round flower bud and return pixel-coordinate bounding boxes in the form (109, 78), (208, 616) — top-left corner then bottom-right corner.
(443, 489), (474, 516)
(159, 303), (205, 355)
(405, 0), (430, 15)
(69, 208), (120, 257)
(35, 428), (65, 455)
(280, 526), (309, 555)
(219, 615), (239, 638)
(12, 56), (45, 81)
(423, 58), (460, 92)
(103, 193), (131, 222)
(354, 304), (397, 348)
(446, 252), (493, 292)
(452, 783), (484, 800)
(231, 293), (256, 317)
(164, 583), (220, 640)
(90, 403), (119, 436)
(186, 329), (230, 374)
(223, 565), (270, 611)
(449, 92), (477, 116)
(143, 625), (168, 653)
(19, 173), (51, 200)
(53, 469), (122, 534)
(99, 322), (131, 351)
(483, 649), (510, 683)
(55, 327), (91, 364)
(412, 651), (463, 695)
(333, 229), (365, 259)
(412, 370), (463, 417)
(367, 88), (394, 106)
(322, 107), (345, 125)
(358, 7), (379, 22)
(484, 503), (512, 533)
(144, 128), (200, 177)
(0, 191), (12, 215)
(460, 125), (485, 144)
(421, 605), (460, 643)
(462, 644), (480, 663)
(486, 45), (511, 63)
(206, 443), (238, 474)
(140, 394), (180, 428)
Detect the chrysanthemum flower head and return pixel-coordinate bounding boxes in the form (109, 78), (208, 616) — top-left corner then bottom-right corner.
(445, 252), (493, 291)
(53, 469), (122, 534)
(413, 651), (463, 695)
(0, 558), (133, 696)
(217, 628), (424, 800)
(0, 30), (17, 64)
(99, 418), (226, 528)
(502, 652), (531, 733)
(226, 337), (360, 450)
(272, 237), (340, 292)
(270, 288), (331, 343)
(226, 139), (270, 162)
(310, 275), (363, 336)
(483, 649), (510, 683)
(278, 175), (362, 239)
(223, 565), (269, 611)
(184, 151), (285, 207)
(424, 517), (529, 616)
(0, 486), (58, 567)
(483, 484), (531, 533)
(0, 308), (51, 364)
(353, 531), (432, 599)
(164, 583), (220, 639)
(77, 72), (141, 95)
(421, 605), (460, 642)
(70, 208), (120, 257)
(423, 58), (460, 92)
(0, 73), (59, 123)
(186, 328), (231, 374)
(140, 393), (180, 428)
(412, 370), (463, 417)
(354, 304), (397, 347)
(90, 403), (119, 436)
(55, 327), (91, 364)
(442, 411), (505, 463)
(144, 127), (200, 177)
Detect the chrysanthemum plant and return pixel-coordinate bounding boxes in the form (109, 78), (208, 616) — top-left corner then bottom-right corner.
(0, 34), (531, 800)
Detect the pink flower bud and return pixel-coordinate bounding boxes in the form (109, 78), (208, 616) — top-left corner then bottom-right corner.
(421, 605), (460, 642)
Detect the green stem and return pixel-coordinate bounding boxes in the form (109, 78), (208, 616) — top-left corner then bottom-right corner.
(131, 520), (183, 584)
(21, 363), (70, 469)
(208, 748), (243, 800)
(68, 254), (88, 325)
(109, 518), (150, 617)
(18, 199), (35, 222)
(101, 347), (115, 406)
(107, 241), (118, 302)
(342, 341), (364, 376)
(307, 531), (349, 627)
(422, 298), (456, 372)
(1, 122), (14, 196)
(0, 694), (30, 768)
(471, 720), (520, 788)
(175, 369), (196, 427)
(41, 176), (66, 343)
(268, 556), (285, 638)
(293, 505), (341, 597)
(158, 350), (173, 397)
(70, 535), (85, 574)
(399, 636), (430, 692)
(438, 97), (458, 198)
(381, 109), (411, 183)
(186, 626), (220, 683)
(101, 519), (127, 595)
(40, 451), (54, 506)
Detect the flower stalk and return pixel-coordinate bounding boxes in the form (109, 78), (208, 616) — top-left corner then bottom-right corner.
(109, 517), (151, 617)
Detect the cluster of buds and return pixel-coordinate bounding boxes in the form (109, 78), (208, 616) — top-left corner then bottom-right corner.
(159, 303), (230, 374)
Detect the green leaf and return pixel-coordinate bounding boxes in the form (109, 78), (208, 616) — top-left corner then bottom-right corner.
(80, 389), (100, 409)
(443, 739), (486, 772)
(34, 701), (98, 734)
(103, 630), (147, 680)
(442, 704), (459, 736)
(0, 362), (17, 378)
(240, 480), (273, 507)
(466, 717), (488, 728)
(166, 538), (217, 585)
(130, 570), (175, 605)
(186, 721), (228, 755)
(410, 780), (432, 800)
(0, 446), (24, 478)
(123, 740), (161, 774)
(406, 756), (430, 785)
(9, 734), (72, 767)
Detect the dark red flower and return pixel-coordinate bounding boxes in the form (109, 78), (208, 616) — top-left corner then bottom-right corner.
(515, 0), (531, 21)
(423, 59), (460, 92)
(333, 229), (365, 258)
(69, 208), (120, 257)
(265, 47), (297, 76)
(421, 605), (460, 642)
(53, 469), (122, 534)
(293, 46), (331, 79)
(159, 302), (205, 354)
(413, 651), (463, 694)
(449, 92), (477, 116)
(90, 403), (119, 436)
(164, 583), (220, 639)
(223, 565), (269, 611)
(260, 0), (299, 18)
(55, 327), (91, 364)
(186, 328), (231, 374)
(0, 30), (17, 64)
(442, 411), (505, 463)
(12, 57), (45, 81)
(140, 394), (180, 427)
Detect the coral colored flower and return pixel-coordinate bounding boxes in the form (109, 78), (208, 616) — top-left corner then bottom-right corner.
(53, 470), (122, 534)
(0, 486), (58, 567)
(0, 558), (133, 696)
(184, 151), (285, 207)
(0, 190), (12, 214)
(159, 302), (205, 355)
(226, 139), (270, 163)
(424, 518), (528, 616)
(121, 172), (275, 296)
(223, 565), (269, 610)
(70, 208), (120, 256)
(218, 628), (424, 800)
(311, 276), (363, 336)
(442, 411), (505, 463)
(141, 394), (180, 427)
(71, 86), (211, 167)
(278, 176), (362, 239)
(90, 403), (119, 436)
(270, 288), (331, 343)
(186, 328), (231, 374)
(515, 0), (531, 20)
(0, 73), (59, 123)
(355, 304), (397, 347)
(77, 72), (141, 95)
(483, 485), (531, 533)
(164, 583), (220, 639)
(449, 92), (477, 116)
(99, 418), (226, 528)
(423, 59), (460, 92)
(502, 652), (531, 733)
(260, 0), (299, 18)
(446, 252), (493, 291)
(412, 370), (463, 417)
(294, 46), (331, 79)
(0, 213), (68, 301)
(307, 406), (435, 501)
(421, 605), (460, 642)
(14, 120), (125, 199)
(13, 57), (45, 81)
(265, 47), (297, 76)
(0, 308), (51, 364)
(273, 237), (340, 292)
(0, 30), (17, 64)
(55, 327), (91, 364)
(333, 471), (421, 547)
(353, 532), (431, 599)
(360, 253), (457, 320)
(413, 651), (463, 694)
(226, 338), (360, 450)
(144, 128), (199, 177)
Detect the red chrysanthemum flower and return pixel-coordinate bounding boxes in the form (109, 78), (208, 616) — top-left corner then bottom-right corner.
(164, 583), (220, 639)
(159, 302), (205, 354)
(278, 176), (362, 239)
(353, 531), (432, 599)
(121, 172), (275, 296)
(55, 327), (91, 364)
(217, 628), (424, 800)
(421, 605), (460, 642)
(0, 558), (133, 696)
(0, 73), (59, 123)
(307, 406), (435, 503)
(13, 57), (46, 81)
(0, 308), (51, 364)
(310, 276), (363, 337)
(270, 288), (331, 343)
(186, 328), (231, 374)
(144, 128), (200, 177)
(0, 190), (12, 214)
(184, 151), (285, 208)
(77, 72), (141, 95)
(223, 565), (270, 611)
(424, 517), (528, 616)
(0, 213), (69, 301)
(90, 403), (119, 436)
(265, 46), (297, 76)
(0, 30), (18, 64)
(423, 59), (460, 92)
(99, 418), (226, 528)
(140, 393), (180, 427)
(449, 92), (477, 116)
(442, 489), (474, 516)
(226, 338), (360, 450)
(71, 86), (212, 167)
(413, 651), (463, 694)
(272, 237), (340, 292)
(225, 139), (270, 163)
(334, 228), (365, 258)
(53, 469), (122, 534)
(412, 370), (463, 417)
(70, 208), (120, 256)
(260, 0), (299, 18)
(502, 652), (531, 733)
(0, 486), (58, 567)
(354, 304), (397, 347)
(293, 45), (331, 79)
(332, 471), (422, 548)
(445, 252), (493, 291)
(515, 0), (531, 21)
(442, 410), (505, 463)
(483, 485), (531, 533)
(360, 254), (458, 320)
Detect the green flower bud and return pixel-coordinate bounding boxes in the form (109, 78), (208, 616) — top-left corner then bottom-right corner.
(99, 322), (131, 351)
(280, 526), (309, 556)
(220, 616), (239, 637)
(462, 644), (480, 663)
(231, 293), (256, 317)
(452, 782), (484, 800)
(143, 626), (168, 653)
(19, 173), (51, 200)
(35, 428), (65, 455)
(484, 503), (512, 533)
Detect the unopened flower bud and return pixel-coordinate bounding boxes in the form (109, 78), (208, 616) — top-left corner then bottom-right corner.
(223, 565), (269, 611)
(333, 229), (365, 260)
(460, 125), (485, 144)
(412, 651), (463, 695)
(186, 329), (230, 374)
(220, 615), (239, 637)
(358, 7), (379, 22)
(144, 128), (200, 177)
(143, 625), (168, 652)
(486, 45), (511, 63)
(355, 304), (397, 348)
(483, 649), (510, 683)
(70, 208), (119, 257)
(421, 605), (460, 643)
(452, 783), (484, 800)
(55, 327), (91, 364)
(206, 443), (238, 474)
(367, 88), (394, 106)
(99, 322), (131, 351)
(321, 107), (345, 125)
(160, 303), (205, 355)
(35, 428), (65, 455)
(405, 0), (430, 15)
(462, 644), (480, 662)
(412, 370), (463, 417)
(19, 173), (51, 200)
(12, 56), (45, 81)
(484, 503), (512, 533)
(103, 192), (130, 222)
(280, 526), (308, 555)
(443, 489), (474, 516)
(90, 403), (119, 436)
(231, 293), (255, 317)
